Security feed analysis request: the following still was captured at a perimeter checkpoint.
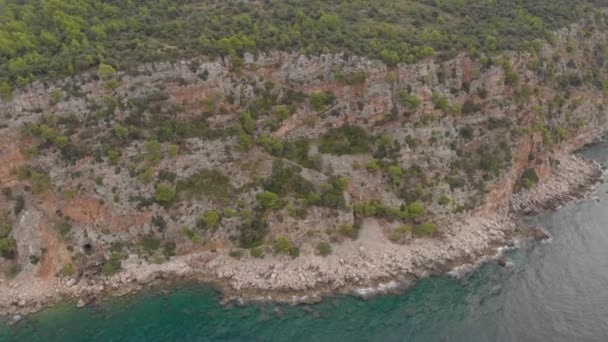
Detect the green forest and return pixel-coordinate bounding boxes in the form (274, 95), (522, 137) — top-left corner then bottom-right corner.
(1, 0), (607, 95)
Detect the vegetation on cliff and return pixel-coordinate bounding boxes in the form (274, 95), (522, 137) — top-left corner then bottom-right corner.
(0, 0), (608, 283)
(1, 0), (607, 94)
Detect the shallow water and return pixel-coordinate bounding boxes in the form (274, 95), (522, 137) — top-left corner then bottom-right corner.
(2, 142), (608, 342)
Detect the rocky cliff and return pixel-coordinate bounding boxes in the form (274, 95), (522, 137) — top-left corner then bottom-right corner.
(0, 18), (606, 314)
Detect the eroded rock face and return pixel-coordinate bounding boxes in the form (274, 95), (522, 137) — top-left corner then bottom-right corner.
(14, 209), (43, 273)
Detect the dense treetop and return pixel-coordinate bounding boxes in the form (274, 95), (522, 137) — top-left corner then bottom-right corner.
(1, 0), (607, 92)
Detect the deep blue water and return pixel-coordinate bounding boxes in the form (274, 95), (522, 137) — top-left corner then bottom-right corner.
(2, 142), (608, 342)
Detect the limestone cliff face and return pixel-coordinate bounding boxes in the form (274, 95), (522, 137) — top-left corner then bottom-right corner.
(0, 18), (607, 283)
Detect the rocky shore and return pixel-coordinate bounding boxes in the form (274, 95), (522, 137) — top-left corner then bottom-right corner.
(1, 153), (602, 321)
(511, 155), (603, 215)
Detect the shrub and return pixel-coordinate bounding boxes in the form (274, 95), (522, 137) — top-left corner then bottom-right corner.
(366, 159), (380, 172)
(167, 144), (179, 158)
(398, 90), (421, 111)
(146, 140), (162, 163)
(250, 247), (265, 258)
(318, 177), (347, 209)
(459, 127), (474, 140)
(0, 223), (12, 238)
(141, 234), (161, 252)
(98, 63), (117, 81)
(256, 191), (282, 209)
(14, 195), (25, 215)
(274, 237), (299, 258)
(240, 111), (256, 134)
(163, 242), (176, 257)
(238, 130), (254, 150)
(316, 241), (332, 256)
(101, 252), (123, 276)
(0, 237), (17, 259)
(138, 168), (154, 184)
(198, 209), (220, 229)
(238, 215), (268, 248)
(519, 168), (539, 190)
(407, 202), (426, 219)
(257, 133), (283, 155)
(61, 263), (75, 277)
(223, 208), (235, 217)
(154, 183), (176, 204)
(319, 125), (369, 155)
(336, 70), (367, 84)
(414, 222), (437, 237)
(339, 223), (358, 239)
(438, 194), (452, 206)
(107, 149), (121, 165)
(114, 124), (129, 139)
(354, 199), (406, 221)
(30, 171), (51, 194)
(309, 91), (335, 111)
(387, 165), (404, 183)
(56, 221), (72, 236)
(229, 250), (244, 259)
(175, 169), (235, 206)
(431, 92), (450, 111)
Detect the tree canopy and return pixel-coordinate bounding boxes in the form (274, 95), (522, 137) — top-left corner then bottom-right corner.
(0, 0), (606, 91)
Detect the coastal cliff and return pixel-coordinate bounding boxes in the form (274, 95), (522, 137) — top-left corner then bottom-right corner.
(0, 18), (607, 315)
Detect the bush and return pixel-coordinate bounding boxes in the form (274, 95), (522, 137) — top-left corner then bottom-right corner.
(101, 252), (122, 276)
(354, 199), (406, 221)
(239, 215), (268, 248)
(256, 191), (282, 209)
(61, 263), (75, 277)
(387, 165), (404, 183)
(14, 195), (25, 215)
(398, 90), (421, 111)
(257, 133), (283, 155)
(0, 237), (17, 259)
(154, 183), (176, 204)
(141, 234), (161, 251)
(407, 202), (426, 219)
(229, 250), (244, 259)
(250, 247), (265, 258)
(56, 221), (72, 236)
(274, 237), (299, 258)
(366, 159), (380, 172)
(30, 171), (51, 194)
(167, 144), (179, 158)
(319, 125), (369, 155)
(431, 92), (450, 111)
(176, 169), (235, 206)
(438, 194), (452, 206)
(519, 168), (539, 190)
(459, 127), (474, 140)
(339, 223), (359, 239)
(114, 124), (129, 139)
(316, 242), (332, 256)
(309, 91), (335, 111)
(107, 149), (121, 165)
(138, 168), (154, 184)
(163, 242), (176, 257)
(414, 222), (437, 237)
(198, 209), (220, 229)
(318, 177), (347, 209)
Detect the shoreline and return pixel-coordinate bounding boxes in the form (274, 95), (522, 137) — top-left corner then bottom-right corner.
(0, 151), (603, 321)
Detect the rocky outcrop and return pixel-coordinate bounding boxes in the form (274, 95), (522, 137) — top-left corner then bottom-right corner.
(511, 155), (602, 215)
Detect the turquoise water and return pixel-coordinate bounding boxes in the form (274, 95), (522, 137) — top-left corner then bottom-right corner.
(3, 142), (608, 341)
